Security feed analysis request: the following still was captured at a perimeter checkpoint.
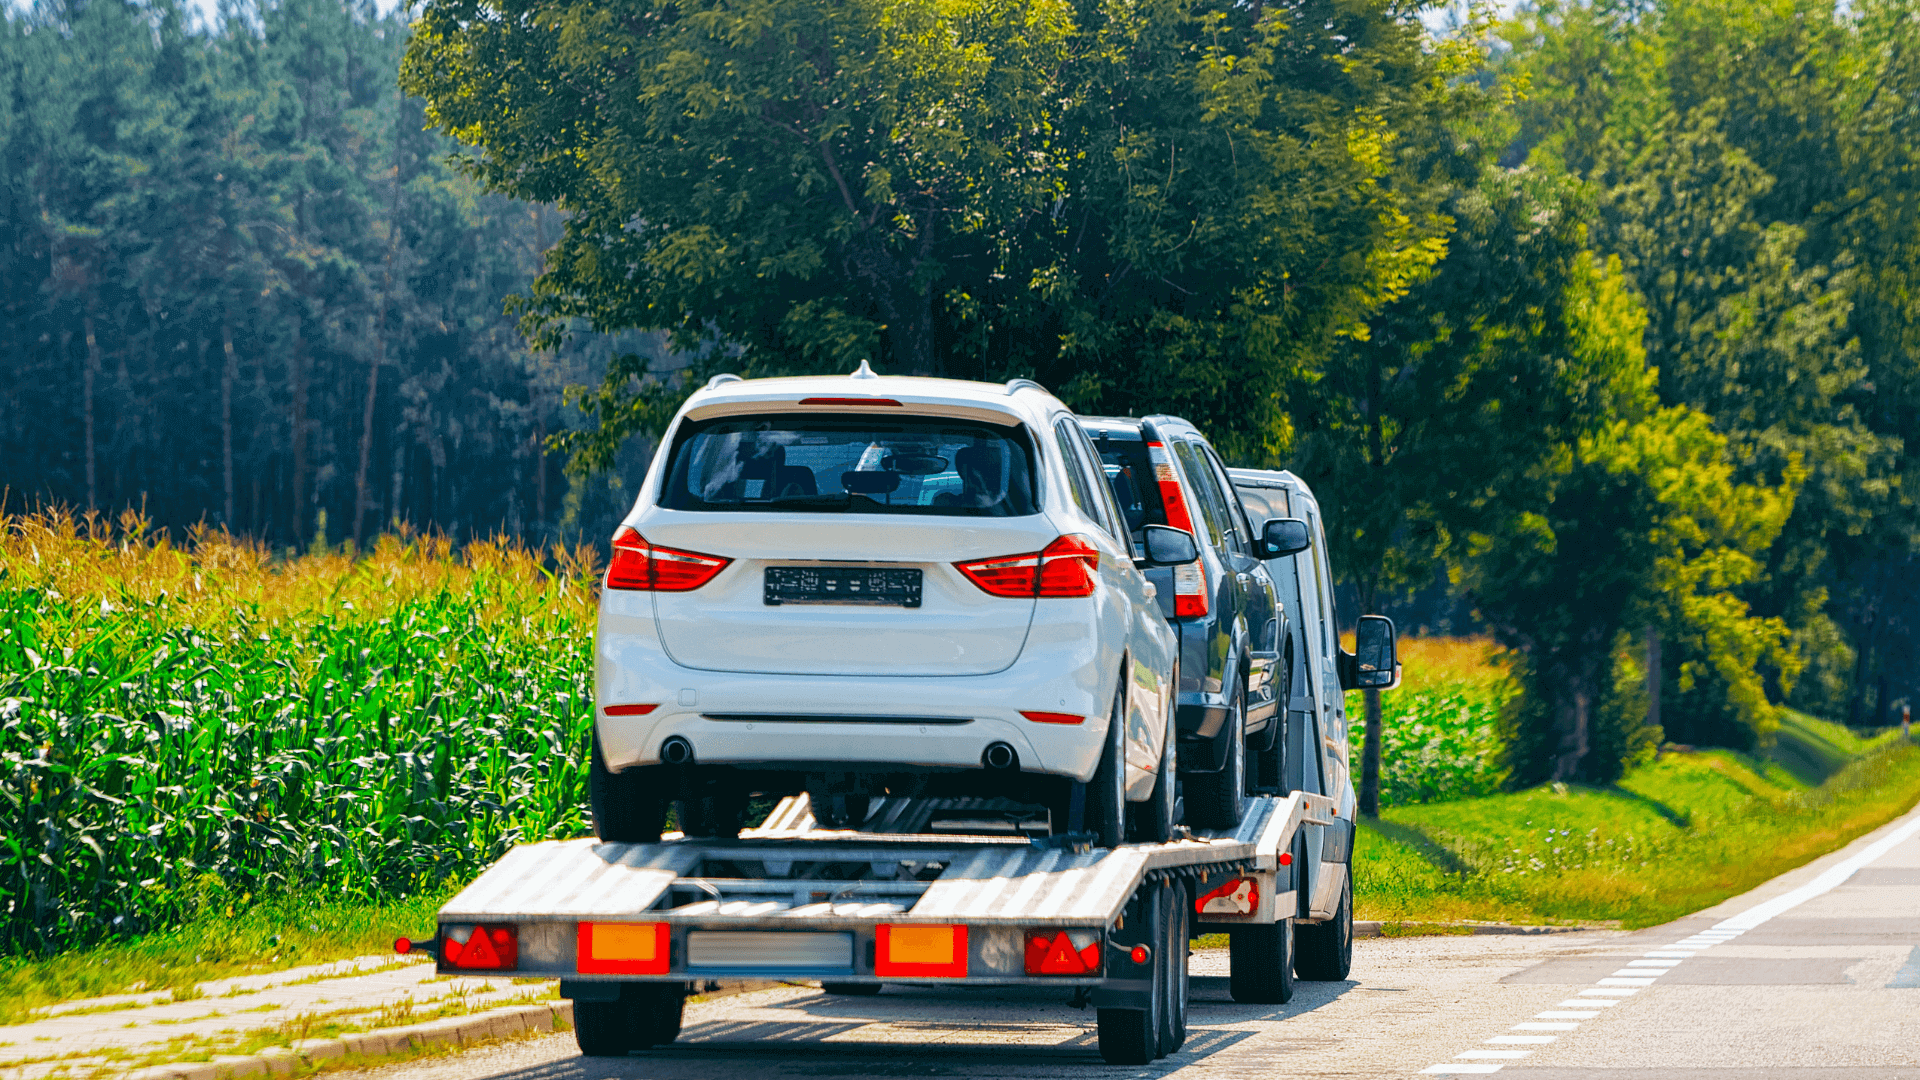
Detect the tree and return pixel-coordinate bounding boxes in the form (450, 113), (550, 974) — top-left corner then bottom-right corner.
(401, 0), (1478, 468)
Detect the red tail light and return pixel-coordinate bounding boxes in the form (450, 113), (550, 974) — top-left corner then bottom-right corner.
(1146, 442), (1207, 617)
(605, 527), (731, 592)
(442, 924), (518, 971)
(1020, 711), (1086, 725)
(1024, 929), (1103, 975)
(955, 535), (1100, 598)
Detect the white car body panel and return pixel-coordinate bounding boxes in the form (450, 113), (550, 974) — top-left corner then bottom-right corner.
(594, 372), (1179, 800)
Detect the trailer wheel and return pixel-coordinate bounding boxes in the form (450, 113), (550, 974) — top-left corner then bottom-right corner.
(1294, 872), (1353, 981)
(589, 732), (666, 844)
(1227, 920), (1295, 1004)
(1097, 881), (1169, 1065)
(679, 787), (749, 839)
(572, 983), (684, 1057)
(1161, 881), (1189, 1055)
(821, 982), (883, 996)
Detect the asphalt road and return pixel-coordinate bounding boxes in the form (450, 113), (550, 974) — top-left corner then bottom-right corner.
(357, 803), (1920, 1080)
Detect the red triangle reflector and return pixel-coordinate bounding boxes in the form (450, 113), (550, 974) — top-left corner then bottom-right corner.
(457, 930), (500, 969)
(1040, 932), (1087, 974)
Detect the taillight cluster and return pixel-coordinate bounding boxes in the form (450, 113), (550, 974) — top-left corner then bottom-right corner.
(1146, 442), (1207, 617)
(441, 924), (518, 970)
(1025, 929), (1103, 975)
(954, 535), (1100, 598)
(605, 526), (731, 592)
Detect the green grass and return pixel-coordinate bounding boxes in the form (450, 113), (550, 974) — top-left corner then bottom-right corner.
(0, 888), (455, 1026)
(1356, 735), (1920, 928)
(1352, 637), (1516, 807)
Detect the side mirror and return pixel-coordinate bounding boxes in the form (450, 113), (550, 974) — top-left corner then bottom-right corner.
(1142, 525), (1200, 566)
(1349, 614), (1400, 691)
(1259, 518), (1312, 559)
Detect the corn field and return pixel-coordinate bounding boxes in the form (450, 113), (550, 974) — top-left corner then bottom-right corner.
(0, 510), (602, 956)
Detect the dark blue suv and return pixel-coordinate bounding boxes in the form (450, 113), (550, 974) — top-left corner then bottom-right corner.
(1079, 415), (1291, 830)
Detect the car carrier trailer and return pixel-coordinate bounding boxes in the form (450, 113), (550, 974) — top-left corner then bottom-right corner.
(396, 789), (1344, 1066)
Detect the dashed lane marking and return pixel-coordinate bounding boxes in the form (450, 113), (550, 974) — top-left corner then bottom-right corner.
(1411, 809), (1920, 1075)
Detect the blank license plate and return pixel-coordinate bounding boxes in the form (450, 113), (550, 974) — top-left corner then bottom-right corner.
(685, 931), (854, 973)
(764, 567), (922, 607)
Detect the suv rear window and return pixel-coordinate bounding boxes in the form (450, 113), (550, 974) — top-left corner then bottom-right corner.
(660, 414), (1039, 516)
(1087, 432), (1167, 538)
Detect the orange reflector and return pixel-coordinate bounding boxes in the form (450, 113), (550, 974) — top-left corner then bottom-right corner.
(1024, 930), (1102, 975)
(874, 924), (967, 977)
(1020, 711), (1085, 725)
(603, 704), (658, 717)
(442, 924), (518, 971)
(577, 922), (670, 974)
(1195, 878), (1259, 916)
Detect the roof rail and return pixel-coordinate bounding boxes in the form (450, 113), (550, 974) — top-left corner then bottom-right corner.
(704, 373), (744, 390)
(1005, 378), (1047, 396)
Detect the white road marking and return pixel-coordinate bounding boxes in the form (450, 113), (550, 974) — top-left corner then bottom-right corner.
(1580, 988), (1640, 997)
(1458, 1050), (1534, 1059)
(1512, 1022), (1580, 1031)
(1643, 950), (1695, 957)
(1625, 959), (1680, 968)
(1560, 998), (1618, 1007)
(1487, 1035), (1558, 1044)
(1535, 1011), (1601, 1018)
(1598, 977), (1657, 985)
(1713, 814), (1920, 931)
(1422, 1064), (1503, 1074)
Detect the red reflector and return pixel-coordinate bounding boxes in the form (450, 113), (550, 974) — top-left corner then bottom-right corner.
(393, 937), (412, 955)
(874, 924), (968, 978)
(1279, 852), (1293, 866)
(441, 924), (517, 971)
(1024, 930), (1102, 975)
(577, 922), (670, 975)
(797, 397), (903, 406)
(606, 527), (731, 592)
(1130, 944), (1149, 965)
(1195, 878), (1260, 916)
(603, 704), (659, 717)
(1020, 711), (1085, 725)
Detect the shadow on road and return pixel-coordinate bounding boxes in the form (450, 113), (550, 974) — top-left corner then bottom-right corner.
(461, 975), (1356, 1080)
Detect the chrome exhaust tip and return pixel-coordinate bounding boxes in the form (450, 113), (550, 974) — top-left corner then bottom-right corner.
(660, 736), (695, 766)
(983, 742), (1018, 770)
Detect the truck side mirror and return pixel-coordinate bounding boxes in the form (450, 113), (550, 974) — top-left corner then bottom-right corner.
(1141, 525), (1200, 566)
(1345, 615), (1400, 691)
(1259, 518), (1312, 559)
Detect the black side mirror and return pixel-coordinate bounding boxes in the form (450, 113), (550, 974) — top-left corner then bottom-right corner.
(1142, 525), (1200, 566)
(1259, 518), (1312, 559)
(1349, 614), (1399, 691)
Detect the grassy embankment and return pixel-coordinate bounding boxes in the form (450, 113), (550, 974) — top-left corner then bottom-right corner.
(1354, 639), (1920, 928)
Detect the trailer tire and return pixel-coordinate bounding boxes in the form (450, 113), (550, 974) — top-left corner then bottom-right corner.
(1185, 679), (1247, 829)
(1294, 873), (1353, 981)
(572, 983), (684, 1056)
(1161, 881), (1189, 1054)
(589, 732), (666, 844)
(678, 788), (749, 839)
(1098, 881), (1169, 1065)
(1228, 920), (1295, 1004)
(821, 982), (882, 996)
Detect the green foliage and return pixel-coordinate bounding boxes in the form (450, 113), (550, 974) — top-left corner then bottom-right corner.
(1356, 736), (1920, 927)
(0, 519), (597, 956)
(403, 0), (1481, 467)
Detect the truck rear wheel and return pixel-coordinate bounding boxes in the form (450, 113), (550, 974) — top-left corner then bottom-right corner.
(1228, 920), (1296, 1004)
(589, 732), (666, 844)
(821, 981), (883, 996)
(1088, 682), (1128, 849)
(1161, 882), (1189, 1054)
(1294, 873), (1353, 981)
(572, 983), (684, 1056)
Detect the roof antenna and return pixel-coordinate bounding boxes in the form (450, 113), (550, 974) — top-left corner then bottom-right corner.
(850, 359), (877, 380)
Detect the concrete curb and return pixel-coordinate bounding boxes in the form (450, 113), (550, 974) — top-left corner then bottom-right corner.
(121, 999), (574, 1080)
(1352, 920), (1611, 938)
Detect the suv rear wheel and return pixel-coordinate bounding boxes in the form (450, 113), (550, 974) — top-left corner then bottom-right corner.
(1128, 668), (1178, 843)
(1185, 678), (1247, 830)
(589, 731), (666, 844)
(1087, 681), (1128, 849)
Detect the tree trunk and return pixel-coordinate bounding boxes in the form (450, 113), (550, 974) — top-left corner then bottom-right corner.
(1645, 625), (1662, 735)
(1549, 651), (1603, 781)
(221, 323), (237, 529)
(1359, 688), (1383, 816)
(82, 311), (101, 512)
(290, 326), (309, 544)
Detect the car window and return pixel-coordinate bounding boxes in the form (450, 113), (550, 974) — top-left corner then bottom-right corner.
(1068, 422), (1129, 543)
(1232, 483), (1290, 527)
(1171, 440), (1230, 552)
(1090, 434), (1164, 538)
(1052, 419), (1107, 531)
(1199, 446), (1252, 551)
(661, 414), (1039, 516)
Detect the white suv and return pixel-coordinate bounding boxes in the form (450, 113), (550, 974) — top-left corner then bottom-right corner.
(590, 366), (1189, 848)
